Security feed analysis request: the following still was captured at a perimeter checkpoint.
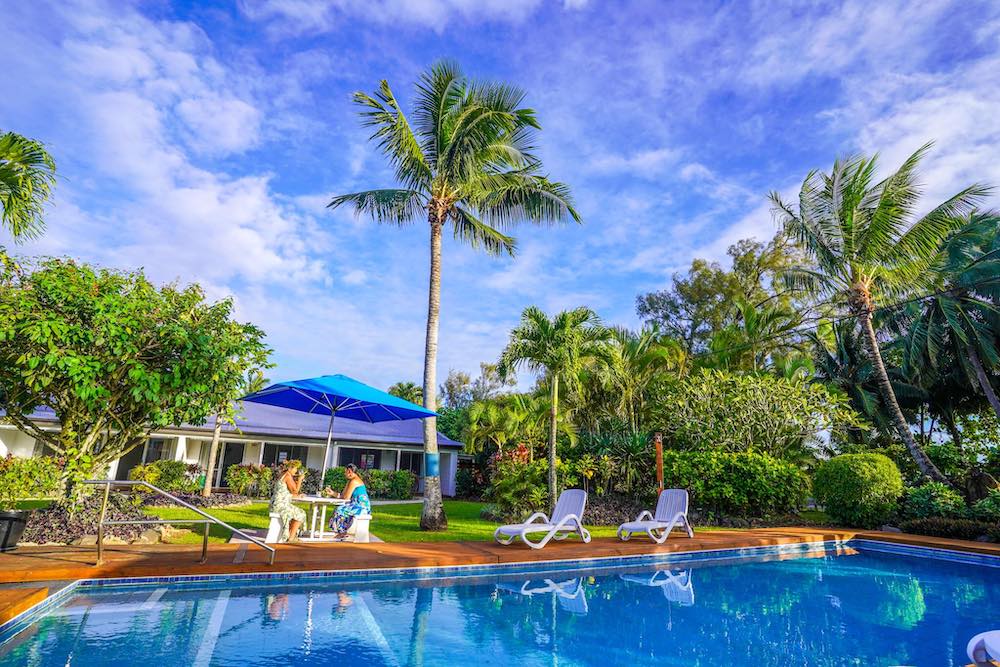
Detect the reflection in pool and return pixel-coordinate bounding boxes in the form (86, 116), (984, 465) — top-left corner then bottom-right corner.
(1, 545), (998, 666)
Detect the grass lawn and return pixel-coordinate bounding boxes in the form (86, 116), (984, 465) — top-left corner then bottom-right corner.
(144, 500), (624, 545)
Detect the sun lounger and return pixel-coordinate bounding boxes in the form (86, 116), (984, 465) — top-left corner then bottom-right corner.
(617, 489), (694, 543)
(494, 489), (591, 549)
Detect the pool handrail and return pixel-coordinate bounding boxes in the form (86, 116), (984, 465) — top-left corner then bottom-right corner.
(83, 479), (276, 566)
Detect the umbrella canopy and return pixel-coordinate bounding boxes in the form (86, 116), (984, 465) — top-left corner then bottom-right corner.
(242, 374), (435, 479)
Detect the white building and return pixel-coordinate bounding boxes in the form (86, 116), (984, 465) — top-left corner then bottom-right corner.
(0, 402), (462, 496)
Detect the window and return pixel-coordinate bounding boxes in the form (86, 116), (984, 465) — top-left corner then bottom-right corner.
(262, 443), (310, 467)
(399, 451), (422, 477)
(337, 447), (382, 471)
(143, 439), (169, 463)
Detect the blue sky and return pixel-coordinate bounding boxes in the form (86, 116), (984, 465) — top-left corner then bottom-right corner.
(2, 0), (999, 390)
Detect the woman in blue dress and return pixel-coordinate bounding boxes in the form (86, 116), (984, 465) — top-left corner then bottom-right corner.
(324, 463), (371, 538)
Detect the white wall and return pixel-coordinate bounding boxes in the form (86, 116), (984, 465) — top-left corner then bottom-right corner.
(0, 429), (38, 458)
(440, 452), (457, 497)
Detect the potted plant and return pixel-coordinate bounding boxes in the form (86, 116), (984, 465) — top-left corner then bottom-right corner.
(0, 455), (61, 552)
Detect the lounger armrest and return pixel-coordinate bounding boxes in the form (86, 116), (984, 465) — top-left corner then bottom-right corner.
(524, 512), (550, 525)
(635, 510), (653, 522)
(552, 513), (584, 532)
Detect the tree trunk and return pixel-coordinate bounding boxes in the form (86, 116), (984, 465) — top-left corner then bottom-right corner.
(548, 375), (559, 513)
(858, 311), (949, 482)
(407, 586), (433, 667)
(202, 416), (223, 497)
(420, 218), (447, 530)
(968, 344), (1000, 422)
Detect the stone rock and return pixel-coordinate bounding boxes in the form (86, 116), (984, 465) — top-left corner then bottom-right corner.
(975, 534), (994, 543)
(133, 529), (160, 545)
(73, 535), (98, 546)
(103, 535), (128, 545)
(880, 525), (902, 533)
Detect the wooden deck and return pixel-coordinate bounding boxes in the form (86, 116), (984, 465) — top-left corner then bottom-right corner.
(0, 528), (864, 584)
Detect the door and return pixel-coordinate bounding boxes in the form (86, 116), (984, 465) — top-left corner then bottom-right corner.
(215, 442), (245, 487)
(114, 443), (146, 480)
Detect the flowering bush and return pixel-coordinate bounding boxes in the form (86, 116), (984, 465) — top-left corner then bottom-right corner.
(129, 460), (202, 494)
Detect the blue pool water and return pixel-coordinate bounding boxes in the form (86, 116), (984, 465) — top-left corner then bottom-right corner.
(1, 543), (998, 666)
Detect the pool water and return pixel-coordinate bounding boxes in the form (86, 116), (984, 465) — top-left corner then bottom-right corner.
(1, 544), (998, 666)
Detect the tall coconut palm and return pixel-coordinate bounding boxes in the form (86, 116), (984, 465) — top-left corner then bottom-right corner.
(497, 306), (609, 509)
(330, 61), (579, 530)
(0, 130), (56, 241)
(901, 212), (1000, 421)
(771, 144), (991, 481)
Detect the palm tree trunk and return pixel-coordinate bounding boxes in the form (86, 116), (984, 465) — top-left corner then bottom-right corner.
(201, 415), (223, 497)
(858, 311), (948, 482)
(420, 218), (447, 530)
(968, 344), (1000, 421)
(548, 375), (559, 513)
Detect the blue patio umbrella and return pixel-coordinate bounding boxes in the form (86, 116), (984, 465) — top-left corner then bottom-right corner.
(242, 374), (436, 480)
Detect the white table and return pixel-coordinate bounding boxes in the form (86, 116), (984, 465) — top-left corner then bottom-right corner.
(298, 495), (345, 541)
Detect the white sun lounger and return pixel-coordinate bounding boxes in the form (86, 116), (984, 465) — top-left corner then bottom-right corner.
(494, 489), (591, 549)
(968, 630), (1000, 666)
(617, 489), (694, 543)
(620, 569), (695, 606)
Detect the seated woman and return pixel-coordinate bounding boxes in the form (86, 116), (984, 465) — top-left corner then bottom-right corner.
(323, 463), (371, 539)
(270, 459), (307, 543)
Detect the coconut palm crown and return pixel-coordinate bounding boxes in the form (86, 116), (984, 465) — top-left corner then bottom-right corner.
(0, 130), (56, 242)
(330, 61), (580, 529)
(771, 142), (992, 482)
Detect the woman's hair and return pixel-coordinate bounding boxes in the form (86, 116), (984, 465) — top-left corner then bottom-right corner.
(281, 459), (303, 474)
(344, 463), (358, 474)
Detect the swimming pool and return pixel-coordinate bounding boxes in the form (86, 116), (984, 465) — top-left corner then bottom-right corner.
(1, 540), (997, 666)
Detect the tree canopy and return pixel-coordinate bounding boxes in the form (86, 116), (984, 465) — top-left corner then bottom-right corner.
(0, 258), (271, 501)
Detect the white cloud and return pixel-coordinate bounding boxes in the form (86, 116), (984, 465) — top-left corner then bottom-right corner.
(587, 147), (679, 175)
(239, 0), (545, 34)
(342, 269), (368, 285)
(176, 96), (261, 155)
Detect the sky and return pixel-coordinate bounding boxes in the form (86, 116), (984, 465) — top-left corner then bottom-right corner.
(1, 0), (999, 391)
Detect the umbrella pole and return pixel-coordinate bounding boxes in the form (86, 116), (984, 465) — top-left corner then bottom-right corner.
(322, 412), (335, 486)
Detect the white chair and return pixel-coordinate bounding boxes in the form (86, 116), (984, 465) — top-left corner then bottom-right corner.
(620, 569), (695, 606)
(617, 489), (694, 543)
(968, 630), (1000, 666)
(265, 513), (282, 544)
(347, 513), (373, 543)
(494, 489), (591, 549)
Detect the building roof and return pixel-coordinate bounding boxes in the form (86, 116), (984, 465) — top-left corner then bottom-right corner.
(7, 403), (464, 449)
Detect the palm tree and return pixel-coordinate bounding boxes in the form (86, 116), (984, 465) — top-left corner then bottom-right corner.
(388, 381), (424, 405)
(462, 400), (512, 455)
(601, 326), (686, 431)
(330, 61), (579, 529)
(901, 212), (1000, 421)
(0, 130), (56, 241)
(771, 144), (991, 481)
(497, 306), (609, 508)
(706, 299), (802, 372)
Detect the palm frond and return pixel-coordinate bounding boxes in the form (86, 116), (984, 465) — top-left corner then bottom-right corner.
(450, 206), (516, 257)
(353, 81), (432, 189)
(0, 131), (57, 242)
(471, 172), (581, 227)
(327, 189), (425, 224)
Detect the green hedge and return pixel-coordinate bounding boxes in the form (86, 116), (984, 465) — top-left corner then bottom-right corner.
(0, 455), (61, 507)
(899, 517), (996, 541)
(322, 467), (415, 500)
(660, 450), (809, 518)
(813, 454), (903, 528)
(900, 482), (965, 521)
(971, 489), (1000, 522)
(129, 460), (202, 494)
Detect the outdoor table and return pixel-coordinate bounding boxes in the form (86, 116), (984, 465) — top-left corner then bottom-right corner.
(298, 495), (345, 540)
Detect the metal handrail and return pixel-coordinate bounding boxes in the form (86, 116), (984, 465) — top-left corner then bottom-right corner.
(84, 479), (276, 566)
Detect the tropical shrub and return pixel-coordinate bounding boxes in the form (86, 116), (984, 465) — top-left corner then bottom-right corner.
(320, 467), (414, 500)
(0, 455), (61, 508)
(323, 467), (347, 491)
(300, 467), (322, 495)
(455, 467), (487, 499)
(813, 454), (903, 528)
(575, 429), (650, 494)
(900, 482), (966, 521)
(660, 450), (809, 518)
(971, 490), (1000, 522)
(649, 369), (863, 462)
(224, 464), (273, 498)
(486, 458), (548, 521)
(898, 517), (996, 541)
(22, 493), (148, 544)
(129, 460), (202, 494)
